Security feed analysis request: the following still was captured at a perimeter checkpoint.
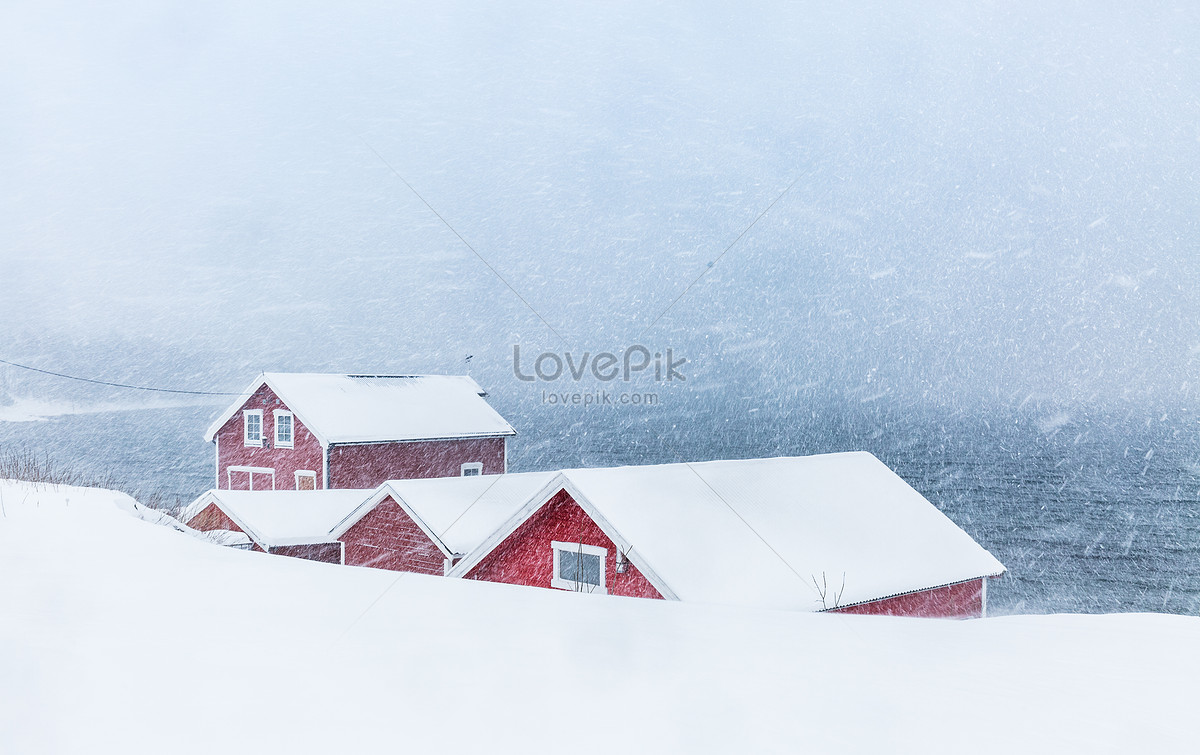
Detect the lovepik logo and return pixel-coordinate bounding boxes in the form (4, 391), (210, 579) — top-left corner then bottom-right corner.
(513, 345), (686, 382)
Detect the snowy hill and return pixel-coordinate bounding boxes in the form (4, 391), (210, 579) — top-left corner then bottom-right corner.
(1, 481), (1197, 754)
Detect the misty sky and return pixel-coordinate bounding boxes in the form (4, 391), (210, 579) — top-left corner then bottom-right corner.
(3, 1), (1199, 421)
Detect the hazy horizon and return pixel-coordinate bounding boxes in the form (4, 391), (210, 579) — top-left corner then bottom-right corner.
(4, 1), (1199, 426)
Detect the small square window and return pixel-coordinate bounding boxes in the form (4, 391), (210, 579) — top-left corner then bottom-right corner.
(243, 410), (263, 447)
(461, 462), (483, 477)
(551, 541), (607, 594)
(274, 411), (294, 448)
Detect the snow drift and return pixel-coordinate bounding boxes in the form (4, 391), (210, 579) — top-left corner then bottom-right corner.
(1, 480), (1196, 753)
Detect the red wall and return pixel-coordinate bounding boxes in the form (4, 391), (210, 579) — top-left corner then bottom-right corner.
(832, 579), (984, 619)
(214, 382), (508, 490)
(328, 436), (506, 488)
(214, 383), (324, 490)
(341, 496), (446, 574)
(464, 489), (663, 599)
(186, 502), (243, 533)
(266, 543), (343, 564)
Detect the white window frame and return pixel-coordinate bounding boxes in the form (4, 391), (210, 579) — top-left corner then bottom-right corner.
(227, 465), (275, 491)
(243, 410), (263, 447)
(294, 470), (317, 490)
(550, 541), (607, 594)
(274, 410), (294, 449)
(460, 462), (483, 476)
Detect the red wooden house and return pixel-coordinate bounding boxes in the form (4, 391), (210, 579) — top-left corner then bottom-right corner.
(328, 472), (558, 573)
(203, 373), (515, 491)
(182, 473), (557, 572)
(186, 451), (1005, 618)
(183, 488), (367, 562)
(446, 453), (1006, 618)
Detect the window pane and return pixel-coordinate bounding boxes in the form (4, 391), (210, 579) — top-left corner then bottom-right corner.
(277, 415), (292, 443)
(558, 550), (602, 586)
(246, 414), (261, 441)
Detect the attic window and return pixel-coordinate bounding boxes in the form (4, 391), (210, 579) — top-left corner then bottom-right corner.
(274, 411), (294, 448)
(243, 410), (263, 447)
(551, 541), (607, 594)
(461, 462), (483, 476)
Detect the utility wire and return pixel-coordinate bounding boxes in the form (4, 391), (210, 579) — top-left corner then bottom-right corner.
(438, 421), (552, 542)
(0, 358), (242, 396)
(639, 172), (805, 338)
(361, 137), (569, 347)
(635, 421), (828, 605)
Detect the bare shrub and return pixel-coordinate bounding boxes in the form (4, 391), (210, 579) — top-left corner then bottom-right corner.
(0, 447), (118, 489)
(0, 447), (186, 516)
(812, 571), (847, 611)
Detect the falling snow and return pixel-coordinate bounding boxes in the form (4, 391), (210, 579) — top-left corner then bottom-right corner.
(2, 4), (1200, 749)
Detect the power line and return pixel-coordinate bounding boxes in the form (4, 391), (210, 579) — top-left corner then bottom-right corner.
(360, 137), (569, 347)
(634, 421), (827, 605)
(0, 358), (242, 396)
(638, 172), (806, 338)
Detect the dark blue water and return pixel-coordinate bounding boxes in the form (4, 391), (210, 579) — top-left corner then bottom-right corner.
(3, 401), (1198, 616)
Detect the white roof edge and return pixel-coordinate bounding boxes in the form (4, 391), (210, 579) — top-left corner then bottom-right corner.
(447, 472), (573, 578)
(445, 474), (678, 600)
(180, 490), (217, 523)
(822, 571), (1008, 613)
(327, 483), (398, 538)
(327, 483), (454, 558)
(202, 373), (510, 444)
(204, 373), (334, 446)
(181, 489), (270, 549)
(182, 488), (358, 549)
(203, 373), (275, 443)
(324, 429), (517, 445)
(561, 479), (680, 602)
(382, 490), (455, 558)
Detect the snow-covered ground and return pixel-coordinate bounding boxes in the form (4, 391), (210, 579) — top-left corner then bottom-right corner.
(2, 480), (1197, 753)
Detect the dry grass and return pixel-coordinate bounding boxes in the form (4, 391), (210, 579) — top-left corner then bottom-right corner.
(0, 447), (118, 489)
(0, 447), (186, 516)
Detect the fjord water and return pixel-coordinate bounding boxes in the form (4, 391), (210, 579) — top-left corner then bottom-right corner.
(3, 402), (1197, 616)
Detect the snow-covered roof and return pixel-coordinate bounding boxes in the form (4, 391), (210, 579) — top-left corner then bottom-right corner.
(183, 489), (374, 548)
(452, 453), (1006, 612)
(203, 373), (516, 444)
(336, 471), (559, 556)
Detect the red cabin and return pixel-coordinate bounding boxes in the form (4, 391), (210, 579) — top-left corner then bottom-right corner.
(184, 452), (1006, 619)
(182, 473), (558, 573)
(328, 472), (559, 573)
(447, 453), (1006, 618)
(203, 373), (515, 491)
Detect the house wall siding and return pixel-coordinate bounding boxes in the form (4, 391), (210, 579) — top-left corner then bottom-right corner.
(266, 543), (342, 564)
(214, 383), (324, 490)
(328, 436), (506, 488)
(186, 502), (243, 533)
(341, 497), (446, 574)
(831, 578), (984, 619)
(464, 489), (663, 599)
